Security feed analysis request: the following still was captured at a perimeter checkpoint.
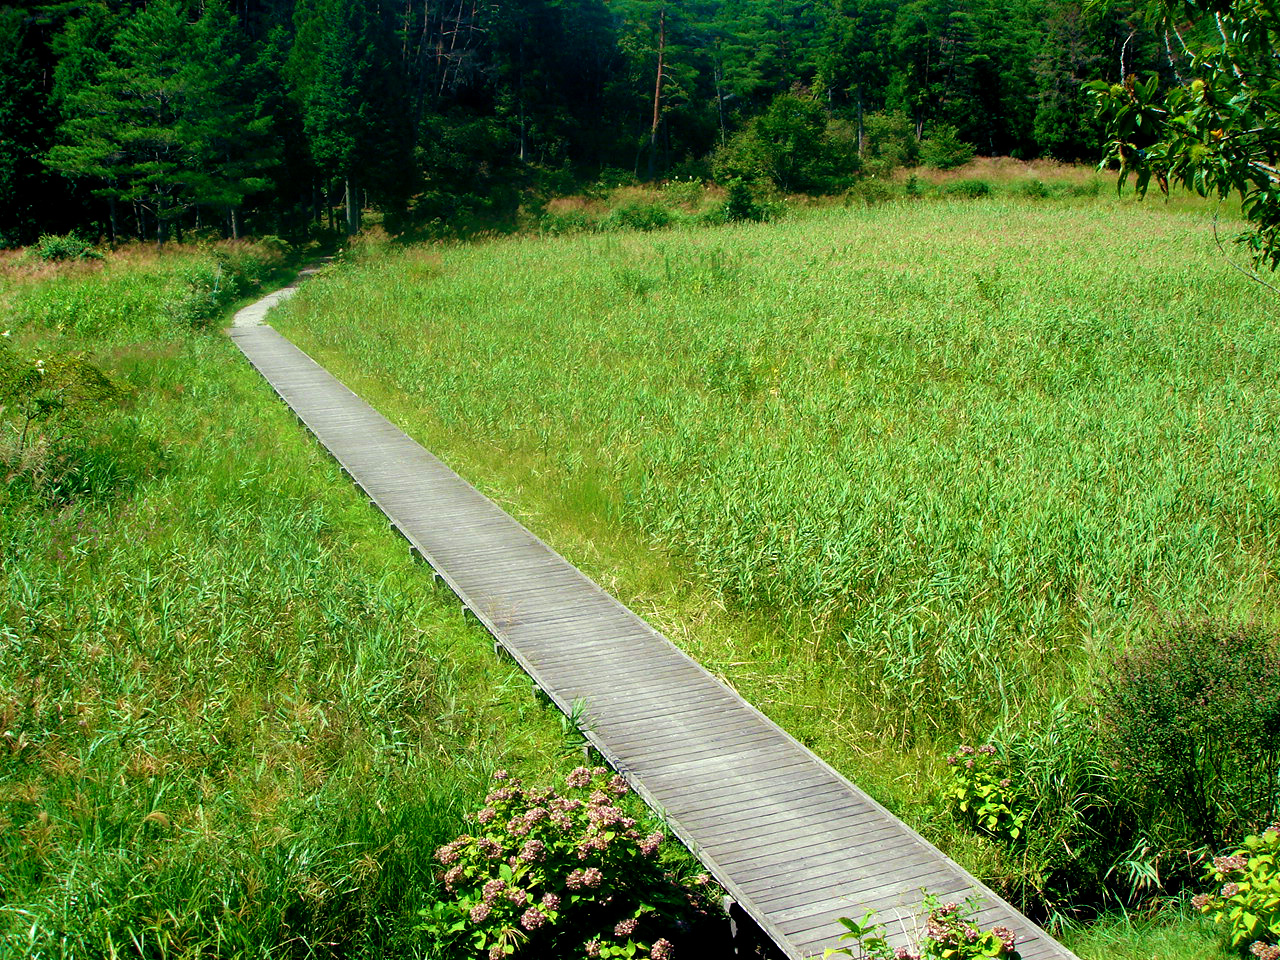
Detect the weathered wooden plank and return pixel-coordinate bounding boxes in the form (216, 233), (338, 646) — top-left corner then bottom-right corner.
(611, 725), (790, 767)
(712, 816), (903, 872)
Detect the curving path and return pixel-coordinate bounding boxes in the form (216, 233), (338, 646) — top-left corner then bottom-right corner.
(228, 284), (1079, 960)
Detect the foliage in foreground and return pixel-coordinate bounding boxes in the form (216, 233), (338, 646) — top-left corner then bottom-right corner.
(825, 895), (1020, 960)
(1194, 827), (1280, 954)
(1092, 0), (1280, 269)
(942, 618), (1280, 917)
(1097, 619), (1280, 855)
(422, 768), (718, 959)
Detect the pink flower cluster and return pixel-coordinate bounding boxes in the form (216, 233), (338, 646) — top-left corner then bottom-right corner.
(566, 866), (604, 889)
(991, 926), (1016, 951)
(430, 767), (715, 957)
(614, 917), (638, 937)
(639, 831), (663, 857)
(506, 887), (529, 907)
(435, 838), (467, 865)
(519, 838), (547, 863)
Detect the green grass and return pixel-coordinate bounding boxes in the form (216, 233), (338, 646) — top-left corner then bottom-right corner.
(279, 197), (1279, 737)
(4, 192), (1257, 958)
(0, 246), (599, 958)
(1060, 908), (1226, 960)
(268, 193), (1273, 955)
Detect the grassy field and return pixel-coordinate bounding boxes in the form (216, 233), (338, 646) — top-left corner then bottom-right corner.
(279, 195), (1278, 740)
(0, 246), (610, 958)
(3, 180), (1264, 959)
(269, 189), (1277, 954)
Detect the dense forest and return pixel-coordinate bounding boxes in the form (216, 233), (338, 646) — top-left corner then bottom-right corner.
(0, 0), (1180, 244)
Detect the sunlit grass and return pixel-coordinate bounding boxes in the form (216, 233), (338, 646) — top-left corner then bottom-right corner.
(1060, 907), (1227, 960)
(281, 196), (1278, 736)
(0, 249), (588, 957)
(272, 196), (1270, 958)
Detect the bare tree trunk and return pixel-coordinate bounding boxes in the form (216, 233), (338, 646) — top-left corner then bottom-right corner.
(107, 196), (119, 247)
(714, 59), (726, 145)
(345, 178), (359, 236)
(648, 6), (665, 181)
(856, 86), (864, 157)
(230, 207), (240, 240)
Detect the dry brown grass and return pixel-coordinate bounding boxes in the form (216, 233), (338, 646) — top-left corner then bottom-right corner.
(902, 155), (1105, 186)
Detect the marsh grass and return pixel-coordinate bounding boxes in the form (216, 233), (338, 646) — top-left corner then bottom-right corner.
(280, 198), (1279, 736)
(0, 248), (612, 958)
(1059, 907), (1225, 960)
(273, 198), (1269, 953)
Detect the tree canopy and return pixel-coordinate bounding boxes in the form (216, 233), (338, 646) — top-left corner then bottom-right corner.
(0, 0), (1200, 243)
(1091, 0), (1280, 268)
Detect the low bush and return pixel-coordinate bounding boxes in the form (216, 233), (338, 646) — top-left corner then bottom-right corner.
(0, 339), (160, 505)
(723, 179), (764, 222)
(860, 112), (920, 178)
(713, 93), (858, 193)
(1097, 618), (1280, 856)
(919, 124), (976, 170)
(944, 179), (992, 199)
(1018, 179), (1051, 200)
(949, 705), (1131, 916)
(954, 620), (1280, 916)
(541, 209), (599, 236)
(946, 744), (1026, 845)
(30, 232), (101, 262)
(600, 202), (673, 232)
(661, 177), (705, 211)
(827, 894), (1020, 960)
(162, 247), (279, 327)
(1193, 826), (1280, 953)
(419, 767), (719, 959)
(845, 178), (896, 206)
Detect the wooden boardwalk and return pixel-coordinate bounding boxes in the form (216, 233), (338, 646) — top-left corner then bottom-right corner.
(229, 316), (1079, 960)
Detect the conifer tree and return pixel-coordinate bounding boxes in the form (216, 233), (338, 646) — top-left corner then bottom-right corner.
(302, 0), (412, 234)
(188, 0), (277, 238)
(0, 7), (49, 243)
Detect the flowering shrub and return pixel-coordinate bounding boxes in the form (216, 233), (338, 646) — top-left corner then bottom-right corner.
(419, 767), (718, 959)
(1193, 825), (1280, 953)
(946, 744), (1026, 845)
(1096, 617), (1280, 853)
(826, 894), (1021, 960)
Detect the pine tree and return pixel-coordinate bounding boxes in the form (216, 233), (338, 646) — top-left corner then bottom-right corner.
(302, 0), (413, 234)
(49, 0), (200, 245)
(187, 0), (277, 238)
(0, 7), (49, 244)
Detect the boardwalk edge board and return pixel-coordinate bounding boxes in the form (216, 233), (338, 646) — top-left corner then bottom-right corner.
(228, 292), (1080, 960)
